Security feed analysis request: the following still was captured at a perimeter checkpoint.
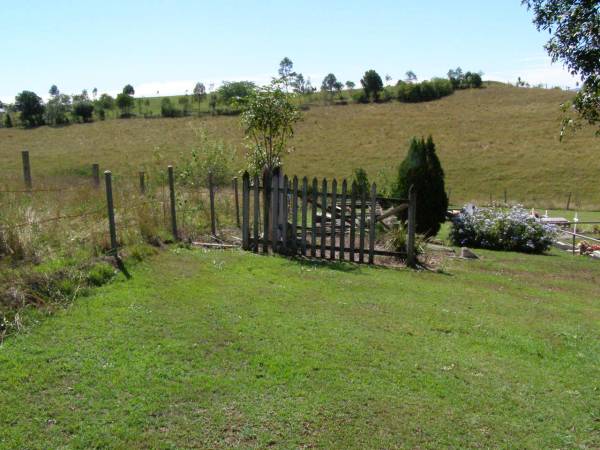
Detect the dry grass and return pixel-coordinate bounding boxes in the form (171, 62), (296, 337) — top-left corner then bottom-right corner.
(0, 84), (598, 208)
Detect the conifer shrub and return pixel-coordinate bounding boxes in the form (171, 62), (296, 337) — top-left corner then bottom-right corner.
(392, 136), (448, 236)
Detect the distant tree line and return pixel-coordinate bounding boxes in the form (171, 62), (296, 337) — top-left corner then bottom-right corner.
(1, 59), (485, 128)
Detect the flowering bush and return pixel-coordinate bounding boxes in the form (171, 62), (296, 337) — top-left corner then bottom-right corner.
(450, 205), (558, 253)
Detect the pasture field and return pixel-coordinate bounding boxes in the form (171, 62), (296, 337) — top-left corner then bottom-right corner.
(1, 248), (599, 448)
(1, 84), (598, 209)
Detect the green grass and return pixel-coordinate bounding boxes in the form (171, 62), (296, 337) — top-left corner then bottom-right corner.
(1, 248), (598, 448)
(1, 84), (598, 208)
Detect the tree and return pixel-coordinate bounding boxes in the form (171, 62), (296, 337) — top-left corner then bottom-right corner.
(178, 95), (190, 115)
(217, 81), (256, 104)
(464, 72), (482, 88)
(4, 113), (13, 128)
(522, 0), (600, 135)
(291, 73), (314, 94)
(321, 73), (338, 97)
(72, 100), (94, 122)
(447, 67), (464, 88)
(115, 93), (134, 116)
(49, 85), (59, 97)
(92, 87), (98, 99)
(385, 74), (393, 85)
(45, 94), (71, 125)
(193, 82), (206, 102)
(161, 97), (179, 117)
(122, 84), (135, 95)
(345, 81), (356, 90)
(239, 85), (302, 174)
(360, 70), (384, 101)
(15, 91), (45, 127)
(278, 57), (297, 92)
(351, 168), (370, 196)
(392, 136), (448, 236)
(405, 71), (417, 83)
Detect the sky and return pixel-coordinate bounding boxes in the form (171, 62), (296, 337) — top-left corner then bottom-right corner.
(1, 0), (579, 103)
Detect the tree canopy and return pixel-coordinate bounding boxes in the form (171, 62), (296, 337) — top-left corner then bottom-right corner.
(360, 70), (384, 101)
(523, 0), (600, 135)
(15, 91), (45, 127)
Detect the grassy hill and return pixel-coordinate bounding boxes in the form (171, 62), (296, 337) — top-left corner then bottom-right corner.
(1, 84), (598, 208)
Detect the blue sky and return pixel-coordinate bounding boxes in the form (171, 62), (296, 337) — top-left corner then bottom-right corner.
(1, 0), (577, 102)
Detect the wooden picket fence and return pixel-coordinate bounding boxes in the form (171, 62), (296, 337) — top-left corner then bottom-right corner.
(240, 171), (417, 266)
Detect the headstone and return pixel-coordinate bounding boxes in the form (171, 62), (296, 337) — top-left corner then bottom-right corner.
(460, 247), (479, 259)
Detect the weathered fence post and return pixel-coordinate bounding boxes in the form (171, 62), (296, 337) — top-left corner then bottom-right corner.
(104, 170), (118, 255)
(566, 192), (572, 210)
(330, 179), (337, 260)
(281, 176), (289, 254)
(139, 171), (146, 194)
(233, 176), (240, 228)
(271, 172), (280, 253)
(339, 180), (347, 261)
(292, 176), (298, 254)
(92, 163), (100, 188)
(320, 179), (328, 258)
(311, 178), (318, 257)
(504, 188), (507, 205)
(168, 165), (178, 241)
(252, 175), (260, 253)
(208, 171), (216, 237)
(349, 182), (357, 262)
(262, 169), (270, 254)
(21, 150), (32, 189)
(406, 185), (417, 268)
(368, 183), (377, 264)
(301, 177), (308, 256)
(242, 172), (250, 250)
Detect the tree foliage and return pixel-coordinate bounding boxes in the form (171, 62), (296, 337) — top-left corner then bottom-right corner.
(217, 81), (256, 104)
(522, 0), (600, 135)
(115, 93), (134, 116)
(193, 82), (206, 102)
(49, 85), (59, 97)
(321, 73), (338, 95)
(392, 136), (448, 236)
(360, 70), (384, 101)
(239, 86), (302, 174)
(15, 91), (45, 127)
(122, 84), (135, 96)
(72, 99), (94, 122)
(46, 94), (71, 125)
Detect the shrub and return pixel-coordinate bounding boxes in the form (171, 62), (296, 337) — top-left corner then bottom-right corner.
(396, 78), (454, 103)
(450, 205), (557, 253)
(15, 91), (45, 127)
(392, 136), (448, 237)
(4, 113), (13, 128)
(352, 90), (369, 103)
(384, 223), (425, 256)
(217, 81), (256, 104)
(351, 168), (370, 196)
(72, 101), (94, 123)
(116, 93), (134, 117)
(87, 262), (115, 286)
(178, 128), (236, 187)
(160, 98), (180, 118)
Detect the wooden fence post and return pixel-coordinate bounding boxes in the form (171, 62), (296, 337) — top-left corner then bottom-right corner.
(349, 182), (357, 262)
(21, 150), (32, 189)
(242, 172), (250, 250)
(92, 163), (100, 188)
(359, 191), (366, 263)
(301, 177), (308, 256)
(139, 171), (146, 194)
(292, 176), (298, 254)
(168, 165), (178, 241)
(311, 178), (318, 257)
(320, 179), (328, 258)
(208, 171), (216, 237)
(566, 192), (572, 210)
(233, 176), (240, 228)
(330, 179), (337, 260)
(339, 180), (347, 261)
(104, 170), (118, 255)
(252, 175), (260, 253)
(504, 188), (507, 205)
(281, 176), (289, 254)
(368, 183), (377, 264)
(407, 185), (417, 268)
(262, 170), (270, 254)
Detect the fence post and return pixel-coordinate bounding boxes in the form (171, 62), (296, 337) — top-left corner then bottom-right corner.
(168, 165), (178, 241)
(242, 172), (250, 250)
(407, 185), (417, 268)
(92, 163), (100, 188)
(233, 176), (240, 228)
(504, 188), (507, 205)
(368, 182), (377, 264)
(21, 150), (32, 189)
(104, 170), (118, 255)
(139, 171), (146, 194)
(209, 171), (216, 237)
(566, 192), (572, 210)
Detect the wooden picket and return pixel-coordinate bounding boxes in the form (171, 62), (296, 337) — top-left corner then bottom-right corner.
(241, 170), (415, 265)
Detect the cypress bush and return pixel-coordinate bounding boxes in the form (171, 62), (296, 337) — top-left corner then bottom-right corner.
(392, 136), (448, 236)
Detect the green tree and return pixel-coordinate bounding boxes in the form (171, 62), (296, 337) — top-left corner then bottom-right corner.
(523, 0), (600, 136)
(15, 91), (45, 127)
(161, 97), (179, 117)
(45, 94), (71, 125)
(351, 168), (370, 196)
(321, 73), (338, 95)
(4, 113), (13, 128)
(392, 136), (448, 236)
(72, 100), (94, 122)
(115, 93), (134, 116)
(405, 71), (417, 83)
(345, 81), (355, 90)
(360, 70), (384, 101)
(217, 81), (256, 104)
(122, 84), (135, 95)
(278, 57), (296, 92)
(193, 82), (206, 103)
(239, 85), (302, 174)
(49, 84), (59, 97)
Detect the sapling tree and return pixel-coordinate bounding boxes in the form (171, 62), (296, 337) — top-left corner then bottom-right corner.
(239, 85), (302, 174)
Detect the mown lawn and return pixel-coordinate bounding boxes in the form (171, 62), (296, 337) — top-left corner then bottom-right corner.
(1, 248), (599, 448)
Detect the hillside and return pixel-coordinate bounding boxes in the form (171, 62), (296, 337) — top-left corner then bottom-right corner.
(0, 84), (598, 208)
